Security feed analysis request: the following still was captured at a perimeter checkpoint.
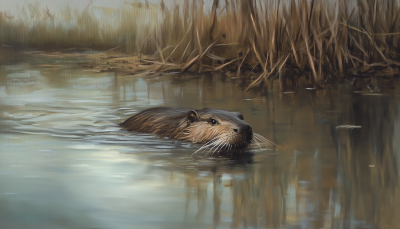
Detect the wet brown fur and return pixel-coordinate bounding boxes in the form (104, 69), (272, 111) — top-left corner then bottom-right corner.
(120, 107), (253, 148)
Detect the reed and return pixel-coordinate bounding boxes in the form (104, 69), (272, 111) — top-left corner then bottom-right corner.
(1, 0), (400, 92)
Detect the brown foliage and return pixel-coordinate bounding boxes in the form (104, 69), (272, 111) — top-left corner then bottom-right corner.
(2, 0), (400, 91)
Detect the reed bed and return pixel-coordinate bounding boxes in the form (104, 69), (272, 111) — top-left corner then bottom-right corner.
(1, 0), (400, 92)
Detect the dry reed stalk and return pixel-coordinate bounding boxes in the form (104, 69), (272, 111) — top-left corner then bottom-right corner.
(206, 53), (226, 62)
(282, 6), (301, 69)
(213, 57), (241, 71)
(237, 48), (250, 77)
(183, 37), (219, 73)
(209, 0), (220, 41)
(251, 39), (266, 70)
(340, 22), (400, 36)
(200, 39), (219, 59)
(155, 40), (165, 63)
(181, 54), (199, 73)
(155, 23), (193, 72)
(213, 42), (240, 47)
(180, 42), (191, 63)
(140, 60), (179, 66)
(196, 27), (203, 73)
(239, 53), (290, 96)
(186, 47), (198, 62)
(300, 0), (320, 87)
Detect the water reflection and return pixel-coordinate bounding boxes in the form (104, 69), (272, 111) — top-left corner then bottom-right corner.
(0, 53), (399, 229)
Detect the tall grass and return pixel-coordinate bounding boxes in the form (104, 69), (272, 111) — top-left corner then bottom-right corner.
(1, 0), (400, 90)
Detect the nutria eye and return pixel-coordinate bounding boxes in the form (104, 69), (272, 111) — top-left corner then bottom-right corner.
(210, 118), (218, 125)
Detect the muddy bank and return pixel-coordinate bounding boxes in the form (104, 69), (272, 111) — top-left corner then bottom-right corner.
(10, 46), (395, 94)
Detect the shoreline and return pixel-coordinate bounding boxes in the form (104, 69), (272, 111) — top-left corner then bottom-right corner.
(1, 46), (398, 93)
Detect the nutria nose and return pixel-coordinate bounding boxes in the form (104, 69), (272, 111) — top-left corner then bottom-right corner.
(233, 128), (238, 132)
(246, 126), (253, 141)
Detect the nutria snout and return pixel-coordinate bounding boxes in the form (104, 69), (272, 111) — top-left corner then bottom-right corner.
(119, 107), (254, 150)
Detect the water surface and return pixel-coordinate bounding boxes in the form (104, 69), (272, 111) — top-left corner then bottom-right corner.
(0, 52), (399, 229)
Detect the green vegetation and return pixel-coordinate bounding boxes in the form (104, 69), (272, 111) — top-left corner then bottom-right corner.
(1, 0), (400, 92)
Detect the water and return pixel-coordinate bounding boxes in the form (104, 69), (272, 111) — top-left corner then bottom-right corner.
(0, 52), (399, 229)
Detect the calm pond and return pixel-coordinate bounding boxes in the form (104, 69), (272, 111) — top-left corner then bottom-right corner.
(0, 52), (399, 229)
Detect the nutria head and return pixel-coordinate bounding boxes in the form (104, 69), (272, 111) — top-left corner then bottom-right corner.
(179, 108), (253, 149)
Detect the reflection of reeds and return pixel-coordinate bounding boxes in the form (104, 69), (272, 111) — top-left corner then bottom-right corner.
(333, 96), (400, 229)
(1, 0), (400, 90)
(176, 95), (400, 229)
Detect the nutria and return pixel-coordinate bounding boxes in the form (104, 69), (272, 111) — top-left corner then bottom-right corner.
(120, 107), (254, 150)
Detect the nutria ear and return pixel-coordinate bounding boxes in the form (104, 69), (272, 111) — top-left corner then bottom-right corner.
(187, 110), (199, 123)
(233, 112), (244, 120)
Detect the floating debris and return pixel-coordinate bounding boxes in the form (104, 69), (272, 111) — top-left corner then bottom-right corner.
(336, 125), (362, 129)
(352, 91), (385, 96)
(361, 93), (386, 96)
(83, 69), (101, 72)
(242, 97), (266, 101)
